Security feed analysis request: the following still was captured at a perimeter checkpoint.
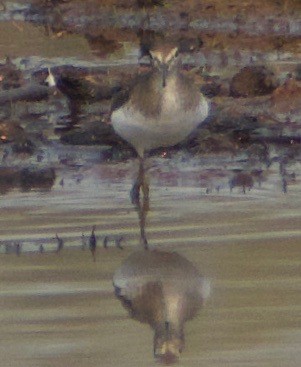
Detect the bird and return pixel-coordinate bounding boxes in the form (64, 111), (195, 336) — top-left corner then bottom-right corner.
(55, 233), (64, 253)
(111, 41), (209, 205)
(89, 225), (97, 261)
(14, 242), (21, 256)
(113, 249), (210, 363)
(45, 66), (122, 102)
(102, 235), (125, 249)
(44, 66), (122, 128)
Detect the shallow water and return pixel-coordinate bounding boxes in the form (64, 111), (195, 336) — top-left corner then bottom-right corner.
(0, 158), (301, 367)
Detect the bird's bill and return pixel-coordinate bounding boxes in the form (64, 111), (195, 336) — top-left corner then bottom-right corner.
(162, 65), (168, 88)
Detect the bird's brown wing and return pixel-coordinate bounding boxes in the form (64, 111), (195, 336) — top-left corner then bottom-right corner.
(110, 89), (130, 112)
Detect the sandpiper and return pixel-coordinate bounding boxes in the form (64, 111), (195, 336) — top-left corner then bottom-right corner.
(111, 41), (209, 202)
(55, 233), (64, 253)
(89, 225), (97, 261)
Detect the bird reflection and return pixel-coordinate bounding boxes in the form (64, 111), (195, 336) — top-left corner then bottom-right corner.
(113, 250), (210, 363)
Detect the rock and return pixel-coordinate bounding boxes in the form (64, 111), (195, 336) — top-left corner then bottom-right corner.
(0, 121), (25, 143)
(60, 121), (131, 147)
(192, 129), (238, 154)
(0, 57), (25, 91)
(136, 0), (165, 8)
(12, 140), (36, 154)
(271, 79), (301, 115)
(0, 84), (50, 105)
(0, 167), (55, 194)
(177, 35), (203, 53)
(229, 171), (254, 193)
(230, 66), (277, 97)
(0, 167), (19, 194)
(200, 79), (221, 98)
(19, 167), (56, 192)
(85, 34), (123, 58)
(208, 112), (261, 135)
(190, 112), (263, 155)
(59, 121), (136, 161)
(42, 0), (71, 7)
(0, 121), (35, 154)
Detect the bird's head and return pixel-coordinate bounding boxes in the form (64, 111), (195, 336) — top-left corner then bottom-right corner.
(149, 46), (180, 88)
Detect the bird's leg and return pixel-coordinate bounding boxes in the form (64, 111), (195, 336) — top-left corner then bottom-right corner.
(130, 156), (149, 208)
(130, 156), (150, 249)
(131, 157), (149, 250)
(130, 181), (140, 206)
(130, 156), (144, 206)
(141, 168), (149, 211)
(138, 158), (149, 250)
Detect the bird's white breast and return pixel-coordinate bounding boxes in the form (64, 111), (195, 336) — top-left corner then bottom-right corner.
(111, 79), (209, 155)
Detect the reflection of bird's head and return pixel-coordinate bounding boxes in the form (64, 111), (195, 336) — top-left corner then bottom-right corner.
(154, 322), (184, 364)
